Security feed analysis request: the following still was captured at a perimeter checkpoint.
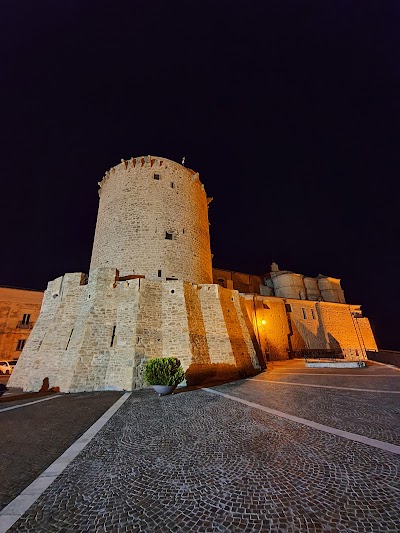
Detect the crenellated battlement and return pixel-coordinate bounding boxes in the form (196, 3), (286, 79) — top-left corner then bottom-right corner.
(98, 155), (204, 195)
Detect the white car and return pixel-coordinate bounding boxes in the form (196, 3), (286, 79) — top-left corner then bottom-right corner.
(0, 361), (12, 375)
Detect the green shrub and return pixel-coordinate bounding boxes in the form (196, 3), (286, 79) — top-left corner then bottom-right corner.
(144, 357), (185, 386)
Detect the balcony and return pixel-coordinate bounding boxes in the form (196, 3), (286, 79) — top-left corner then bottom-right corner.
(16, 321), (34, 330)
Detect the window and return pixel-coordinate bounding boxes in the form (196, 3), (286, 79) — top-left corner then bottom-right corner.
(110, 326), (116, 347)
(158, 270), (162, 277)
(171, 182), (175, 188)
(66, 329), (74, 350)
(311, 309), (316, 320)
(16, 339), (26, 351)
(285, 304), (292, 313)
(302, 308), (307, 319)
(165, 232), (173, 240)
(153, 173), (160, 180)
(22, 313), (30, 324)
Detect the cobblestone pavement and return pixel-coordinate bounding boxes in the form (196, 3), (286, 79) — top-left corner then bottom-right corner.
(0, 392), (122, 510)
(264, 359), (400, 391)
(6, 362), (400, 532)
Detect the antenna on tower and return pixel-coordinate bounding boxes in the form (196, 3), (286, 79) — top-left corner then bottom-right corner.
(182, 156), (185, 166)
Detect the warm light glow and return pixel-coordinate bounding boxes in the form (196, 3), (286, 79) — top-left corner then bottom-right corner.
(261, 319), (266, 325)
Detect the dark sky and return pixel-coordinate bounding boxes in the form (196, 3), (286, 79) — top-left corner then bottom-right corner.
(1, 1), (399, 349)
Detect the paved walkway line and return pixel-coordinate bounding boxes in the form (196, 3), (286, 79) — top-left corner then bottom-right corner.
(249, 378), (400, 394)
(0, 392), (131, 533)
(0, 395), (63, 413)
(369, 361), (400, 372)
(203, 388), (400, 456)
(266, 372), (400, 377)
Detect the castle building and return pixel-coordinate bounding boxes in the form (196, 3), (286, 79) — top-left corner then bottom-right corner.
(9, 156), (377, 392)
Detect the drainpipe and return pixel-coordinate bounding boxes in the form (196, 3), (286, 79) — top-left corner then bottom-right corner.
(283, 299), (294, 359)
(253, 296), (262, 348)
(253, 295), (267, 367)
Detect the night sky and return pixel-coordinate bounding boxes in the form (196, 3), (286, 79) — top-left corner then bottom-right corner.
(1, 1), (399, 349)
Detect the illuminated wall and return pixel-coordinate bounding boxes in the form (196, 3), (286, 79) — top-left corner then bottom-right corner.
(9, 270), (262, 392)
(0, 287), (43, 361)
(242, 295), (376, 361)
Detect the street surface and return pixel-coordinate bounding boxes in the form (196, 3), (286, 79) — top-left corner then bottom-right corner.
(1, 360), (399, 532)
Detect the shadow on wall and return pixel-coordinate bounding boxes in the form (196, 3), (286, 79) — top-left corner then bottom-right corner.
(327, 333), (342, 352)
(287, 317), (343, 358)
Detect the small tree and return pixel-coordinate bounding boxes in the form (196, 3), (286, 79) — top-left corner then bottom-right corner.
(144, 357), (185, 386)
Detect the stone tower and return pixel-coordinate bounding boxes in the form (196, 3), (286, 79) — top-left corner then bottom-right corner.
(90, 156), (213, 284)
(9, 156), (262, 392)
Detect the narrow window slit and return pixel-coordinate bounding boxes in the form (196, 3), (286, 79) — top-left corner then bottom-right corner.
(66, 329), (74, 350)
(110, 326), (116, 347)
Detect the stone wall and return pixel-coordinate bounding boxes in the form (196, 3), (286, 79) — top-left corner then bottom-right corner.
(90, 156), (213, 284)
(356, 317), (378, 351)
(242, 296), (374, 361)
(212, 268), (263, 294)
(0, 287), (43, 361)
(9, 270), (261, 392)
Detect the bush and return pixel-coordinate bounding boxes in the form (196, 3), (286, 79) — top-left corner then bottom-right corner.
(144, 357), (185, 386)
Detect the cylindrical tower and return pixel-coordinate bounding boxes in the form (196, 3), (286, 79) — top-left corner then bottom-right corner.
(271, 272), (306, 300)
(90, 155), (213, 284)
(317, 276), (346, 303)
(304, 277), (321, 301)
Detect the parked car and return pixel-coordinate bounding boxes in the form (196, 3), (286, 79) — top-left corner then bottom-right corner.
(8, 360), (18, 371)
(0, 361), (12, 375)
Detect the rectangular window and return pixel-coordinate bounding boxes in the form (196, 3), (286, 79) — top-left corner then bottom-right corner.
(171, 182), (175, 188)
(302, 308), (307, 319)
(22, 313), (30, 324)
(285, 303), (292, 313)
(16, 339), (26, 351)
(165, 232), (173, 240)
(158, 270), (162, 277)
(153, 173), (160, 180)
(311, 309), (316, 320)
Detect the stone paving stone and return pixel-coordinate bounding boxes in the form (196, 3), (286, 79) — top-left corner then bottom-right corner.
(265, 360), (400, 387)
(218, 377), (400, 445)
(7, 384), (400, 532)
(0, 391), (123, 510)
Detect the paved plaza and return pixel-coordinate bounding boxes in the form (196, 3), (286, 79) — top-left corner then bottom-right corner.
(1, 360), (400, 532)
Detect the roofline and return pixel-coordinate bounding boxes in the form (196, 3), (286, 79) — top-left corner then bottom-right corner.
(0, 284), (44, 293)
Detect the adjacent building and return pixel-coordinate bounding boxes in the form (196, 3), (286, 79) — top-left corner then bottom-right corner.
(0, 287), (43, 361)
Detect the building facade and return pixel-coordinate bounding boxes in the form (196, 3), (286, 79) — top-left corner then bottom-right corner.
(0, 287), (43, 361)
(9, 156), (377, 392)
(213, 263), (377, 361)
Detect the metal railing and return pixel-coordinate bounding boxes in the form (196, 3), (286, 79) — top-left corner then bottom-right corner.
(301, 349), (344, 360)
